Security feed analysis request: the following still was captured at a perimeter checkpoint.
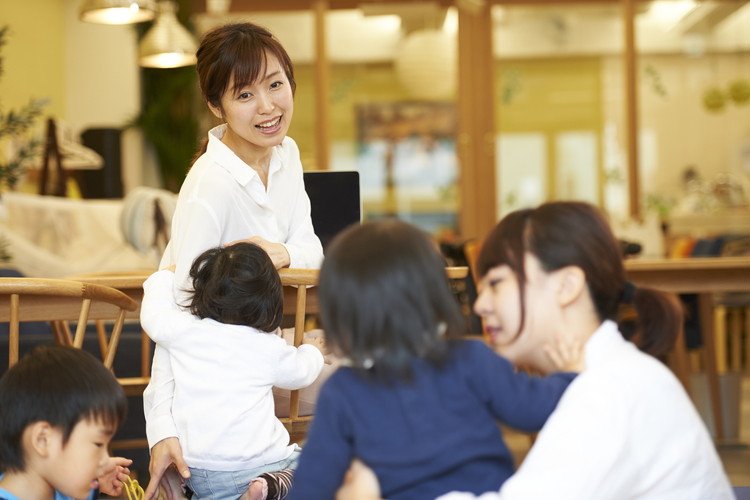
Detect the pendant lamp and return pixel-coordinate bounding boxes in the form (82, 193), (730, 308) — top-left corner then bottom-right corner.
(139, 0), (198, 68)
(80, 0), (157, 25)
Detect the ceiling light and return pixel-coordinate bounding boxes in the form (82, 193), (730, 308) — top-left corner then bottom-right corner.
(139, 1), (197, 68)
(80, 0), (157, 25)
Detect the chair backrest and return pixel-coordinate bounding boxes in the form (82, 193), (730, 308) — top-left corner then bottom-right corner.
(277, 268), (319, 442)
(0, 278), (139, 370)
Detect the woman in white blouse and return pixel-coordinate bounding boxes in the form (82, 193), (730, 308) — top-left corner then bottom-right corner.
(337, 201), (734, 500)
(143, 22), (323, 500)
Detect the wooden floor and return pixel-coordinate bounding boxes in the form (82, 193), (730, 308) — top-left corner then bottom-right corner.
(504, 375), (750, 487)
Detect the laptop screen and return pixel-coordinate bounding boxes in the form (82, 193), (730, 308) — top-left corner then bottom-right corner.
(303, 171), (361, 250)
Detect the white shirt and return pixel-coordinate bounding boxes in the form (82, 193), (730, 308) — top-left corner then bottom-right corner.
(160, 124), (323, 290)
(439, 321), (734, 500)
(145, 126), (324, 447)
(141, 271), (324, 471)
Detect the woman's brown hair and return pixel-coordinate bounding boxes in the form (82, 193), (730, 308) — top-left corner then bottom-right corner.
(192, 22), (296, 161)
(476, 201), (682, 356)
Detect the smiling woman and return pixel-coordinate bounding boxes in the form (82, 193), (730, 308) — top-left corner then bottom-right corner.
(142, 21), (324, 500)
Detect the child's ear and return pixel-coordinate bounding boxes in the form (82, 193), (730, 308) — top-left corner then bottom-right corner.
(556, 265), (586, 307)
(26, 421), (55, 458)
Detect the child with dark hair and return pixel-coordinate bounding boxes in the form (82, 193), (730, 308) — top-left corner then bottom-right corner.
(287, 220), (576, 500)
(0, 345), (132, 500)
(140, 242), (325, 500)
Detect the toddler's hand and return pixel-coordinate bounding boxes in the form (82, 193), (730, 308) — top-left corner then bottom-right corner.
(304, 336), (328, 355)
(544, 333), (585, 373)
(98, 456), (133, 496)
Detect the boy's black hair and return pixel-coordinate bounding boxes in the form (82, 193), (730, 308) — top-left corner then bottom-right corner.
(0, 345), (127, 472)
(188, 242), (283, 332)
(318, 219), (465, 383)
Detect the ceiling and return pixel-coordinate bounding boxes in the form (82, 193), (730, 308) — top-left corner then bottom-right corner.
(190, 1), (750, 63)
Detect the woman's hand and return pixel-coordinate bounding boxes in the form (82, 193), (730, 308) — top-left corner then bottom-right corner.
(226, 236), (290, 269)
(98, 456), (133, 496)
(544, 333), (585, 373)
(336, 459), (384, 500)
(144, 437), (190, 500)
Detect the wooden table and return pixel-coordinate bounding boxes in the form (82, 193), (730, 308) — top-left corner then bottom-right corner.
(70, 266), (469, 373)
(624, 256), (750, 441)
(72, 266), (468, 314)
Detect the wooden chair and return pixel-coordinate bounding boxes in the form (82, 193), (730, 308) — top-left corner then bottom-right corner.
(0, 277), (139, 370)
(65, 272), (153, 397)
(277, 268), (320, 443)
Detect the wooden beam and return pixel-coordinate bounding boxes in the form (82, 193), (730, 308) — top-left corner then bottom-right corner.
(622, 0), (641, 219)
(313, 0), (331, 170)
(193, 0), (743, 13)
(193, 0), (453, 13)
(457, 2), (497, 242)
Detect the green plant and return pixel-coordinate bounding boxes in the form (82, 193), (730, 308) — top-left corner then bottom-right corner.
(0, 25), (47, 261)
(132, 65), (200, 192)
(644, 64), (667, 99)
(644, 192), (675, 219)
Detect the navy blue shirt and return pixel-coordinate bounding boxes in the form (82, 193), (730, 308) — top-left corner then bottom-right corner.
(288, 340), (575, 500)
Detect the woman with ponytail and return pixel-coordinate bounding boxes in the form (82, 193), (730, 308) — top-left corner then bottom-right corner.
(338, 201), (734, 500)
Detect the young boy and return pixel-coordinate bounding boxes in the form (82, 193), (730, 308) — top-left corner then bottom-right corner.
(0, 345), (133, 500)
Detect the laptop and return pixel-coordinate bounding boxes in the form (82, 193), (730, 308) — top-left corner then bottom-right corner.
(303, 170), (362, 250)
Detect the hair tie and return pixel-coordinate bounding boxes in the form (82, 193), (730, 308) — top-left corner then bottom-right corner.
(621, 281), (636, 304)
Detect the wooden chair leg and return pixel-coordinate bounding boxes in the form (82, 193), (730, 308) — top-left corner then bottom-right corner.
(57, 320), (74, 346)
(699, 293), (724, 440)
(729, 308), (742, 372)
(714, 305), (728, 374)
(671, 321), (690, 393)
(9, 294), (19, 367)
(103, 310), (127, 370)
(51, 320), (66, 345)
(96, 320), (109, 360)
(141, 329), (151, 378)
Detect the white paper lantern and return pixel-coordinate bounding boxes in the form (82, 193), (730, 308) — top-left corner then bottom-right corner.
(395, 29), (457, 100)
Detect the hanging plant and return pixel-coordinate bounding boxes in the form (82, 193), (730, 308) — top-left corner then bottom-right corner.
(728, 78), (750, 105)
(702, 87), (727, 113)
(501, 67), (522, 105)
(644, 64), (667, 99)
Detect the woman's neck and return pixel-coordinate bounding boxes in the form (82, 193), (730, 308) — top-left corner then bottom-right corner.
(221, 128), (273, 186)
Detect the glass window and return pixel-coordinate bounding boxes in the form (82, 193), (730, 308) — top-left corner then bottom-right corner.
(323, 4), (460, 236)
(492, 3), (625, 218)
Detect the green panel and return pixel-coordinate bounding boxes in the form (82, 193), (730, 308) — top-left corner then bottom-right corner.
(495, 57), (602, 133)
